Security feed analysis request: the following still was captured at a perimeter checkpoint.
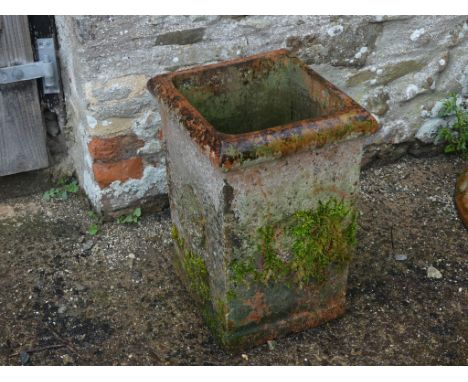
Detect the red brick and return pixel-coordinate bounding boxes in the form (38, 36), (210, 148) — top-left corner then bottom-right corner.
(88, 134), (144, 162)
(93, 157), (144, 188)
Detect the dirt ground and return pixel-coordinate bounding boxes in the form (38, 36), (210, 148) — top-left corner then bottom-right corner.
(0, 154), (467, 365)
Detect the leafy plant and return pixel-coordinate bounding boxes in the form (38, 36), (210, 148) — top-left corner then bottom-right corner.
(116, 207), (142, 224)
(437, 93), (468, 158)
(87, 210), (102, 236)
(43, 178), (79, 201)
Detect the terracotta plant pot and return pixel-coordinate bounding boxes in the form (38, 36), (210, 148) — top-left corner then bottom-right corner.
(148, 49), (379, 351)
(455, 168), (468, 228)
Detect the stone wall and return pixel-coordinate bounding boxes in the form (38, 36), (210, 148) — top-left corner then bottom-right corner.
(54, 15), (468, 214)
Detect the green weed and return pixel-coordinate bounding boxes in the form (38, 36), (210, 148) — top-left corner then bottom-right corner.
(438, 93), (468, 158)
(43, 178), (79, 201)
(116, 207), (142, 224)
(87, 210), (102, 236)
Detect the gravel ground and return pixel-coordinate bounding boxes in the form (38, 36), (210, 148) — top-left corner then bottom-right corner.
(0, 154), (467, 365)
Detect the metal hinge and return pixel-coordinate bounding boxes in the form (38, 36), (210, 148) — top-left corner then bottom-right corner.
(0, 37), (60, 94)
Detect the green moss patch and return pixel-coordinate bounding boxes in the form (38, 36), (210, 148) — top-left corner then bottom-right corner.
(230, 198), (357, 289)
(171, 225), (209, 303)
(287, 198), (356, 286)
(171, 225), (227, 341)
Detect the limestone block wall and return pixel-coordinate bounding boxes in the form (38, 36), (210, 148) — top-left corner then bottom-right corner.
(54, 15), (468, 214)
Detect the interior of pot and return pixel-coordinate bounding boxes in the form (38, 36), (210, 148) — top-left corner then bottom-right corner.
(172, 57), (344, 135)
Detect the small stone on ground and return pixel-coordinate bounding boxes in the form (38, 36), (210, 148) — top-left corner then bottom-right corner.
(427, 266), (443, 279)
(394, 254), (408, 261)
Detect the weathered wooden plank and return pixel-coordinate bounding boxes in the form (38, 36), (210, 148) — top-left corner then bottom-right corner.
(0, 15), (49, 177)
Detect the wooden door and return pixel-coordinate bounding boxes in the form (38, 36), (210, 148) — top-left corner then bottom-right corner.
(0, 15), (49, 176)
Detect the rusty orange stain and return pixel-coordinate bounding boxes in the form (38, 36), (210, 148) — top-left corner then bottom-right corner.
(241, 291), (270, 325)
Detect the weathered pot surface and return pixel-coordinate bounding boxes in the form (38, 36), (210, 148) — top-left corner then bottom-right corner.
(148, 49), (380, 351)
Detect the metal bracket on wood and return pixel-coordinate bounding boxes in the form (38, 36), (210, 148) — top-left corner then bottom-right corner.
(0, 38), (60, 94)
